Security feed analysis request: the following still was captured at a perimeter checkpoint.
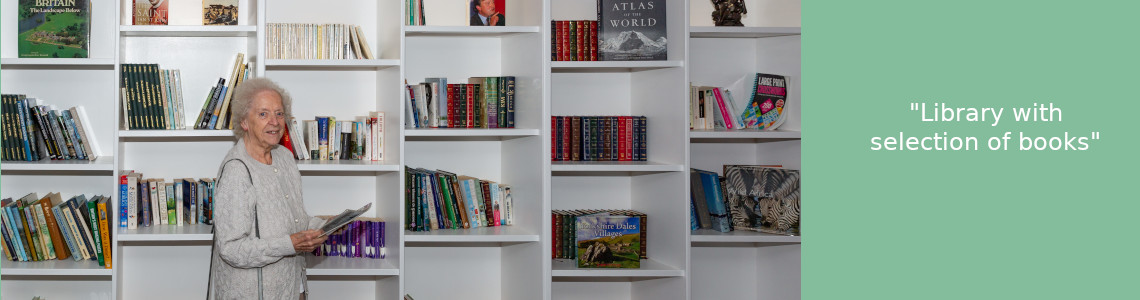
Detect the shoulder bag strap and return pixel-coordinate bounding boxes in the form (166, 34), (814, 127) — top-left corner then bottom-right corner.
(207, 159), (261, 300)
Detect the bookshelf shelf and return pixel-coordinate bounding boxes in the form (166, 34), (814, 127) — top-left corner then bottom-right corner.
(117, 130), (235, 138)
(118, 25), (258, 37)
(116, 224), (214, 242)
(295, 160), (400, 172)
(0, 259), (112, 276)
(306, 256), (400, 276)
(0, 58), (116, 68)
(550, 61), (684, 73)
(550, 259), (685, 279)
(688, 26), (801, 38)
(404, 26), (541, 36)
(263, 59), (401, 70)
(403, 128), (541, 140)
(690, 229), (801, 245)
(550, 161), (685, 175)
(404, 226), (540, 245)
(689, 129), (802, 142)
(0, 157), (115, 171)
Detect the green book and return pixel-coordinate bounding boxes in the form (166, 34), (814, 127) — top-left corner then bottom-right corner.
(18, 0), (91, 58)
(86, 197), (104, 266)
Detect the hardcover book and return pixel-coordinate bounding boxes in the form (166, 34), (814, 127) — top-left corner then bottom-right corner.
(18, 0), (91, 58)
(469, 0), (505, 26)
(576, 214), (640, 268)
(722, 165), (801, 236)
(597, 0), (666, 61)
(134, 0), (168, 25)
(203, 0), (238, 25)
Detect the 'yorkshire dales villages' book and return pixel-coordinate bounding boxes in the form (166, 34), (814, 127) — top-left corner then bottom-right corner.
(597, 0), (666, 61)
(576, 214), (640, 268)
(18, 0), (91, 58)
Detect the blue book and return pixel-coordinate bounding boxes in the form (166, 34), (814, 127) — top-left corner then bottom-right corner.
(689, 194), (700, 231)
(697, 170), (732, 232)
(51, 204), (82, 261)
(62, 110), (86, 160)
(207, 86), (227, 129)
(4, 205), (28, 261)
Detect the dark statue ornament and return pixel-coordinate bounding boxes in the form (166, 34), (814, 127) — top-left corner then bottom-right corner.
(711, 0), (747, 26)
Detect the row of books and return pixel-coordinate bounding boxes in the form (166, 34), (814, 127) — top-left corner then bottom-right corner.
(281, 113), (386, 161)
(120, 172), (215, 229)
(690, 166), (801, 236)
(405, 77), (517, 129)
(2, 95), (101, 162)
(405, 0), (426, 26)
(405, 167), (514, 232)
(1, 193), (113, 269)
(266, 23), (376, 60)
(310, 217), (386, 259)
(551, 20), (599, 61)
(555, 210), (645, 269)
(552, 116), (648, 162)
(193, 53), (251, 130)
(690, 73), (789, 131)
(119, 64), (188, 130)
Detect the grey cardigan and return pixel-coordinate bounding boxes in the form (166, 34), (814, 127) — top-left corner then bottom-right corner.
(208, 140), (324, 299)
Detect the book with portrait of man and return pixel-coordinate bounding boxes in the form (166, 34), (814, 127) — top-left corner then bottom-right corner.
(469, 0), (506, 26)
(203, 0), (238, 25)
(133, 0), (168, 25)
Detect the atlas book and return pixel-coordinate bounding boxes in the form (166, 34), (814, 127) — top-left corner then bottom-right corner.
(597, 0), (666, 61)
(203, 0), (238, 25)
(18, 0), (91, 58)
(576, 213), (640, 268)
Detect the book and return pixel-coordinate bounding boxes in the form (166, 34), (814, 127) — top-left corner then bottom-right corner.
(721, 165), (801, 236)
(203, 0), (238, 25)
(469, 0), (505, 26)
(97, 196), (112, 268)
(18, 0), (91, 58)
(576, 214), (640, 268)
(597, 0), (666, 61)
(743, 73), (789, 130)
(134, 0), (168, 25)
(319, 203), (372, 237)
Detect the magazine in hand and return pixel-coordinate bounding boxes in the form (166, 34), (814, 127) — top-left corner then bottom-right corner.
(319, 203), (372, 237)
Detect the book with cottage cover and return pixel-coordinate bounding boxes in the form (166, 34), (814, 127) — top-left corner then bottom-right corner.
(597, 0), (666, 61)
(18, 0), (91, 58)
(203, 0), (238, 25)
(576, 214), (640, 268)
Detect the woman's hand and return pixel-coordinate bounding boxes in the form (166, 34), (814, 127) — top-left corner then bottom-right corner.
(290, 229), (328, 252)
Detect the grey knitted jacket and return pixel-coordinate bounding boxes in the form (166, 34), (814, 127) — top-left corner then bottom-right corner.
(208, 140), (323, 299)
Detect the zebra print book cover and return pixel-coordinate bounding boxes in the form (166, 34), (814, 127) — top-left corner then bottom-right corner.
(722, 166), (801, 236)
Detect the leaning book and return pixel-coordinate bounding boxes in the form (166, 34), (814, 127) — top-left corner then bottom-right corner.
(576, 214), (640, 268)
(721, 165), (801, 236)
(18, 0), (91, 58)
(597, 0), (666, 61)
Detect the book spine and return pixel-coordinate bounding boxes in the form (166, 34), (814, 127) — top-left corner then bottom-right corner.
(118, 174), (129, 227)
(562, 117), (571, 161)
(87, 200), (104, 266)
(569, 20), (577, 61)
(32, 204), (55, 259)
(67, 199), (96, 260)
(577, 21), (586, 61)
(98, 200), (112, 268)
(39, 199), (69, 260)
(51, 205), (79, 261)
(590, 21), (598, 61)
(551, 20), (558, 61)
(140, 181), (151, 227)
(127, 175), (138, 229)
(505, 76), (515, 128)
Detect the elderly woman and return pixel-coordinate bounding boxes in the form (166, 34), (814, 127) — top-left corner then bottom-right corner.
(208, 78), (327, 300)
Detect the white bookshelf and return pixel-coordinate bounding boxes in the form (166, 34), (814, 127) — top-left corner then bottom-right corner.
(687, 1), (802, 299)
(1, 0), (802, 299)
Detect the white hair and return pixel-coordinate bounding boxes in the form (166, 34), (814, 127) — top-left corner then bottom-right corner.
(229, 77), (293, 139)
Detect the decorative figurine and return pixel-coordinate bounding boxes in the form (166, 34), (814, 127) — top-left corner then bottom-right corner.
(711, 0), (747, 26)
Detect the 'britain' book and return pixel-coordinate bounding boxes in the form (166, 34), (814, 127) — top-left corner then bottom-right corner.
(597, 0), (666, 61)
(18, 0), (91, 58)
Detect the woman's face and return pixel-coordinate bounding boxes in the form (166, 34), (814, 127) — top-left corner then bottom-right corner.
(241, 90), (286, 149)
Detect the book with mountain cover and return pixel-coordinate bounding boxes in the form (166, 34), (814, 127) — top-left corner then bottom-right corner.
(597, 0), (666, 61)
(18, 0), (91, 58)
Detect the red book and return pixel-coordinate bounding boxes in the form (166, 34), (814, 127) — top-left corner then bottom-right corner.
(466, 84), (475, 128)
(589, 21), (598, 61)
(560, 21), (570, 62)
(562, 116), (571, 161)
(279, 123), (296, 158)
(551, 117), (558, 161)
(618, 117), (628, 161)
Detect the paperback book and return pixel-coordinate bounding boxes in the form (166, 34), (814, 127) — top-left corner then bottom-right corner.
(203, 0), (238, 25)
(134, 0), (168, 25)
